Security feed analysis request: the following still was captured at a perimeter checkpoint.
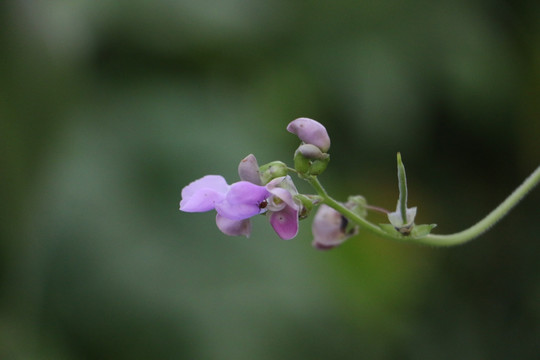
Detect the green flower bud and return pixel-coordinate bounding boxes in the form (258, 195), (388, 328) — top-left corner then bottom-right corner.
(293, 148), (330, 176)
(293, 150), (311, 174)
(259, 161), (288, 184)
(346, 195), (368, 218)
(308, 154), (330, 176)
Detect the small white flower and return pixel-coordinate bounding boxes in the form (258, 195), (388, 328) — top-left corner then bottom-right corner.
(387, 200), (417, 234)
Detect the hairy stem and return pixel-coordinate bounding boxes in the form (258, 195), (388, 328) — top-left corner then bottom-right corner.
(307, 165), (540, 247)
(416, 165), (540, 246)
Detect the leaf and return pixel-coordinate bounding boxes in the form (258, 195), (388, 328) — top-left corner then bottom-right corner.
(410, 224), (437, 238)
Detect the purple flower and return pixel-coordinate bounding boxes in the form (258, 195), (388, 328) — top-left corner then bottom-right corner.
(265, 176), (301, 240)
(180, 158), (302, 240)
(179, 175), (269, 237)
(311, 204), (357, 250)
(287, 117), (331, 152)
(238, 154), (302, 240)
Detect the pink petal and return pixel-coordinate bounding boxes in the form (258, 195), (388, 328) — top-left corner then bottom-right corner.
(269, 205), (299, 240)
(267, 187), (299, 211)
(238, 154), (261, 185)
(266, 176), (298, 194)
(216, 214), (251, 237)
(265, 176), (300, 211)
(311, 204), (355, 250)
(286, 118), (330, 152)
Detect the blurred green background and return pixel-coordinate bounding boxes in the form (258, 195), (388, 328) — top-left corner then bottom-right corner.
(1, 0), (539, 359)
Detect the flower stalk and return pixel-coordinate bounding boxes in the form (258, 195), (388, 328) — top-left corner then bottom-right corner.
(419, 164), (540, 246)
(307, 165), (540, 247)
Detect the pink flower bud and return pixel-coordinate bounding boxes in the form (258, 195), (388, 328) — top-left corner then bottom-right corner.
(238, 154), (261, 185)
(287, 118), (330, 152)
(312, 204), (357, 250)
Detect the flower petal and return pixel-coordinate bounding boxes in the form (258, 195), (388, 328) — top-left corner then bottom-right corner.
(226, 181), (270, 205)
(311, 204), (349, 250)
(215, 201), (262, 220)
(286, 117), (330, 152)
(387, 210), (404, 227)
(267, 188), (297, 211)
(180, 175), (229, 212)
(388, 201), (417, 227)
(269, 205), (299, 240)
(297, 144), (324, 159)
(214, 181), (269, 220)
(312, 204), (360, 250)
(238, 154), (261, 185)
(406, 207), (417, 224)
(266, 176), (298, 194)
(216, 214), (251, 237)
(266, 176), (300, 210)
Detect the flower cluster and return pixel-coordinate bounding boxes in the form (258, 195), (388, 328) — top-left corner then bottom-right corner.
(180, 165), (301, 240)
(179, 116), (540, 248)
(179, 117), (426, 250)
(180, 117), (354, 248)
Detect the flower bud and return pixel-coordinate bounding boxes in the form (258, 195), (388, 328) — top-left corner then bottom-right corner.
(293, 150), (311, 174)
(312, 204), (358, 250)
(297, 144), (324, 160)
(293, 147), (330, 176)
(308, 156), (330, 176)
(287, 118), (331, 152)
(238, 154), (261, 185)
(259, 161), (288, 184)
(345, 195), (368, 218)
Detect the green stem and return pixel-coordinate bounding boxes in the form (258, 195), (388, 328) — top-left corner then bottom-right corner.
(416, 165), (540, 246)
(307, 177), (405, 241)
(287, 167), (299, 174)
(307, 165), (540, 247)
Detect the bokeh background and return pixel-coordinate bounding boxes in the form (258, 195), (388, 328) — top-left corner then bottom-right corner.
(1, 0), (539, 359)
